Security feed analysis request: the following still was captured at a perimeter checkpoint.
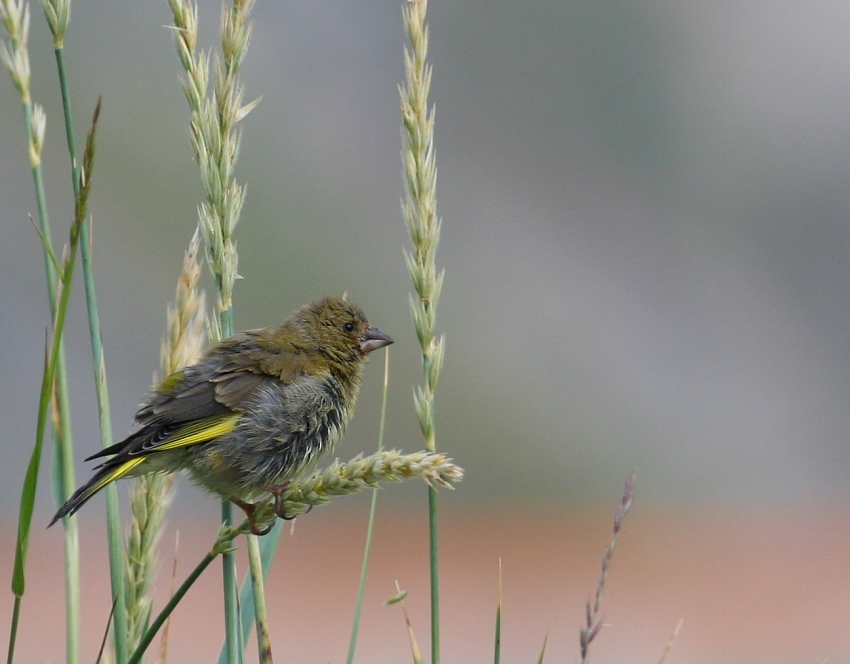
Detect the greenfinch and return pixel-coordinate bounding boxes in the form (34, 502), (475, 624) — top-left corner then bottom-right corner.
(50, 296), (393, 535)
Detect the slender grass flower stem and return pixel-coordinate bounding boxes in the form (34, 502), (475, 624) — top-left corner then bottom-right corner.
(43, 51), (82, 651)
(247, 537), (273, 663)
(8, 98), (99, 664)
(346, 349), (391, 664)
(166, 1), (258, 659)
(0, 4), (80, 660)
(128, 542), (224, 664)
(48, 34), (128, 664)
(400, 1), (446, 661)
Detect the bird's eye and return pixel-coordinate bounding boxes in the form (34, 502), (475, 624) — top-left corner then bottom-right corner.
(343, 321), (355, 333)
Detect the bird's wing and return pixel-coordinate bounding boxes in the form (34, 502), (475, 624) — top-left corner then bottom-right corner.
(137, 331), (301, 423)
(85, 412), (242, 462)
(89, 331), (309, 464)
(65, 411), (243, 523)
(87, 332), (310, 463)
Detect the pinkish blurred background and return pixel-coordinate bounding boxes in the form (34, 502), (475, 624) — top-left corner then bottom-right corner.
(3, 506), (850, 662)
(2, 1), (850, 662)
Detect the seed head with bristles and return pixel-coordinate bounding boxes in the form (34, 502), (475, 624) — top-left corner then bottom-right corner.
(124, 232), (207, 652)
(401, 0), (445, 453)
(0, 0), (32, 103)
(167, 0), (259, 318)
(244, 451), (463, 528)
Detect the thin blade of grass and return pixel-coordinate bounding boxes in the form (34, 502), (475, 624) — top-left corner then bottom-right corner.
(493, 559), (501, 664)
(218, 521), (283, 664)
(657, 618), (684, 664)
(347, 348), (391, 664)
(51, 41), (126, 664)
(579, 470), (637, 664)
(28, 214), (62, 274)
(388, 583), (424, 664)
(9, 98), (99, 658)
(2, 10), (80, 661)
(95, 594), (120, 664)
(129, 522), (247, 664)
(246, 536), (273, 664)
(536, 631), (549, 664)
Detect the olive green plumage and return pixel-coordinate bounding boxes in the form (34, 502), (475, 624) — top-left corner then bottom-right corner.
(50, 296), (393, 534)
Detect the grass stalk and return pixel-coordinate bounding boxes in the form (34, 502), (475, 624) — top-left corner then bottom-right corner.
(221, 505), (240, 664)
(124, 473), (175, 653)
(41, 4), (131, 658)
(346, 349), (391, 663)
(579, 471), (637, 663)
(0, 3), (80, 661)
(6, 97), (100, 664)
(400, 1), (446, 661)
(246, 537), (273, 663)
(493, 559), (501, 664)
(216, 522), (283, 664)
(167, 1), (259, 659)
(387, 586), (424, 664)
(536, 632), (549, 664)
(270, 450), (462, 520)
(124, 232), (205, 656)
(128, 523), (245, 664)
(657, 618), (684, 664)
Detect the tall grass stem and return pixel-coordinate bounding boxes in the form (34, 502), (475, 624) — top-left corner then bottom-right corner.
(49, 33), (129, 664)
(400, 1), (445, 660)
(167, 0), (260, 658)
(0, 3), (80, 660)
(346, 349), (391, 663)
(247, 537), (273, 663)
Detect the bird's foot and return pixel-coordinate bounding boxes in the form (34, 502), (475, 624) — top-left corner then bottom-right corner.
(263, 482), (292, 519)
(232, 498), (274, 536)
(263, 482), (312, 520)
(263, 482), (315, 520)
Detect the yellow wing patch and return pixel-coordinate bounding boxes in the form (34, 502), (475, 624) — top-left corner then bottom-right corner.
(91, 457), (147, 494)
(154, 414), (240, 451)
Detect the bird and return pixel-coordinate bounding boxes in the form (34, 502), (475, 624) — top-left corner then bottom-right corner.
(49, 296), (393, 535)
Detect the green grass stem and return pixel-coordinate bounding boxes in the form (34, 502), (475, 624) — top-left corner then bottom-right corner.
(0, 14), (79, 654)
(427, 487), (440, 661)
(346, 349), (391, 663)
(221, 490), (242, 664)
(536, 632), (549, 664)
(165, 0), (255, 656)
(400, 1), (446, 660)
(43, 61), (80, 649)
(247, 536), (273, 663)
(217, 521), (283, 664)
(493, 559), (501, 664)
(129, 546), (219, 664)
(9, 98), (99, 664)
(51, 42), (128, 664)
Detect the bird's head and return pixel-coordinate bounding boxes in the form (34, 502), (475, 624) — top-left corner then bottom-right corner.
(294, 296), (393, 366)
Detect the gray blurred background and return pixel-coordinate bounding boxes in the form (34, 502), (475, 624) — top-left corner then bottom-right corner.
(3, 1), (848, 512)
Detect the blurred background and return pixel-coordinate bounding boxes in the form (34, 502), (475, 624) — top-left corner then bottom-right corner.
(2, 1), (850, 662)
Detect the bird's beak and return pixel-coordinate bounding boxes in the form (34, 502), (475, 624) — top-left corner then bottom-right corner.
(360, 327), (394, 354)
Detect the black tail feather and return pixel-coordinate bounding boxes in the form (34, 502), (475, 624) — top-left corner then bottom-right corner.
(48, 465), (116, 527)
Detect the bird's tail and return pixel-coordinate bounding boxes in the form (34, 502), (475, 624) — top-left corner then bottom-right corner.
(48, 457), (146, 527)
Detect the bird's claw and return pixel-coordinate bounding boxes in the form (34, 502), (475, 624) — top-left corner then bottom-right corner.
(232, 498), (274, 536)
(262, 482), (312, 520)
